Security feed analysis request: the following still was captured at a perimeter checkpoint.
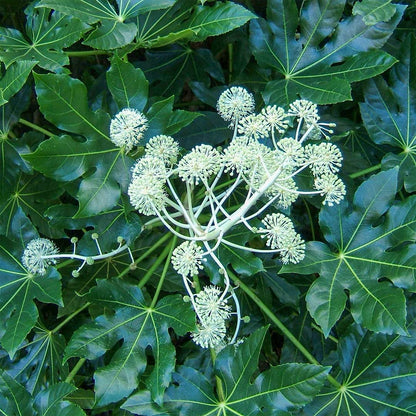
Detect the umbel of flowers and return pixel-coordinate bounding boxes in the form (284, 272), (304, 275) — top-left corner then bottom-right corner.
(127, 87), (345, 349)
(22, 87), (345, 350)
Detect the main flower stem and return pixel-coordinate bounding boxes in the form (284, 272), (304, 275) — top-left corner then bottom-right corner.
(229, 271), (342, 389)
(349, 163), (381, 179)
(52, 302), (91, 334)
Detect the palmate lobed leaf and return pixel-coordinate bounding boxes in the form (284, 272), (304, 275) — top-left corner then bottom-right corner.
(0, 5), (88, 72)
(64, 279), (196, 407)
(0, 237), (62, 358)
(37, 0), (177, 49)
(301, 317), (416, 416)
(149, 327), (329, 415)
(282, 168), (416, 336)
(360, 35), (416, 192)
(249, 0), (404, 105)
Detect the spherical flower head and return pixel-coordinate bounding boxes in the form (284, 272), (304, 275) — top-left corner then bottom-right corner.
(171, 241), (204, 277)
(279, 232), (305, 264)
(110, 108), (148, 152)
(306, 143), (342, 176)
(195, 285), (231, 324)
(145, 135), (179, 166)
(237, 114), (269, 139)
(288, 99), (319, 124)
(128, 174), (167, 215)
(177, 144), (222, 185)
(259, 213), (295, 249)
(314, 173), (346, 206)
(217, 86), (255, 127)
(131, 155), (167, 181)
(276, 137), (305, 168)
(22, 238), (59, 275)
(192, 320), (226, 349)
(261, 105), (289, 134)
(222, 136), (255, 175)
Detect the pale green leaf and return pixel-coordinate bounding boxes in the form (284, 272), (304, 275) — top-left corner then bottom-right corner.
(353, 0), (397, 25)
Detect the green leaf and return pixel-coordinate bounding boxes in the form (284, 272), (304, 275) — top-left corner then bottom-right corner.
(360, 35), (416, 192)
(5, 325), (68, 395)
(0, 6), (87, 72)
(136, 0), (255, 48)
(38, 0), (177, 49)
(249, 0), (404, 105)
(163, 327), (329, 415)
(25, 73), (134, 217)
(34, 382), (86, 416)
(0, 370), (33, 415)
(303, 321), (416, 415)
(106, 55), (148, 111)
(0, 237), (62, 358)
(0, 61), (36, 106)
(352, 0), (397, 25)
(282, 169), (415, 336)
(64, 279), (195, 406)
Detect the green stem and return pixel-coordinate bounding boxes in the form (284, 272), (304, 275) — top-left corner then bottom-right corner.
(210, 348), (226, 402)
(150, 236), (177, 308)
(52, 302), (91, 334)
(228, 43), (233, 84)
(138, 240), (174, 289)
(65, 358), (86, 383)
(117, 232), (171, 279)
(66, 50), (110, 57)
(230, 271), (341, 389)
(18, 118), (55, 137)
(303, 199), (316, 241)
(311, 323), (338, 344)
(349, 163), (381, 179)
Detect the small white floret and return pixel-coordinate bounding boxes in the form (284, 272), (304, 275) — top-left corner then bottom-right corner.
(145, 135), (179, 166)
(217, 86), (255, 126)
(171, 241), (204, 277)
(22, 238), (59, 275)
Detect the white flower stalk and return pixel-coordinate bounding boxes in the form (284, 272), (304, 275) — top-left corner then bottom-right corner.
(315, 173), (346, 206)
(110, 108), (148, 152)
(145, 135), (179, 166)
(177, 144), (221, 185)
(305, 143), (343, 176)
(192, 320), (226, 349)
(22, 238), (59, 275)
(237, 114), (269, 139)
(194, 285), (231, 324)
(217, 86), (255, 126)
(171, 241), (204, 277)
(22, 235), (135, 277)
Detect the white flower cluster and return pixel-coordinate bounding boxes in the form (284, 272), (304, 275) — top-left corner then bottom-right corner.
(22, 238), (59, 275)
(125, 89), (345, 349)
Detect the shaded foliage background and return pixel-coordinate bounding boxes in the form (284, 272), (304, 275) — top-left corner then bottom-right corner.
(1, 0), (416, 414)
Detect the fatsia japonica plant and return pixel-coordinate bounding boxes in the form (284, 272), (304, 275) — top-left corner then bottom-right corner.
(1, 0), (416, 415)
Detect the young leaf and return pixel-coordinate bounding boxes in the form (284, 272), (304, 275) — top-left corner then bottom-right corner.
(162, 327), (329, 415)
(352, 0), (397, 25)
(249, 0), (404, 105)
(0, 6), (87, 72)
(360, 35), (416, 192)
(0, 237), (62, 358)
(282, 169), (415, 337)
(64, 279), (196, 407)
(303, 321), (416, 415)
(37, 0), (177, 49)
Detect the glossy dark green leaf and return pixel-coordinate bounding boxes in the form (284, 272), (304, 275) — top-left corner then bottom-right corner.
(34, 382), (86, 416)
(136, 0), (255, 48)
(38, 0), (176, 49)
(282, 169), (415, 336)
(0, 61), (35, 106)
(164, 327), (329, 415)
(5, 326), (68, 395)
(106, 55), (148, 111)
(26, 73), (134, 217)
(121, 390), (169, 415)
(250, 0), (403, 105)
(64, 279), (195, 406)
(360, 35), (416, 192)
(0, 6), (87, 72)
(0, 371), (33, 415)
(303, 321), (416, 415)
(0, 237), (62, 358)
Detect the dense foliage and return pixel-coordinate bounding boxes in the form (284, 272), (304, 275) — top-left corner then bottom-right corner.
(1, 0), (416, 414)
